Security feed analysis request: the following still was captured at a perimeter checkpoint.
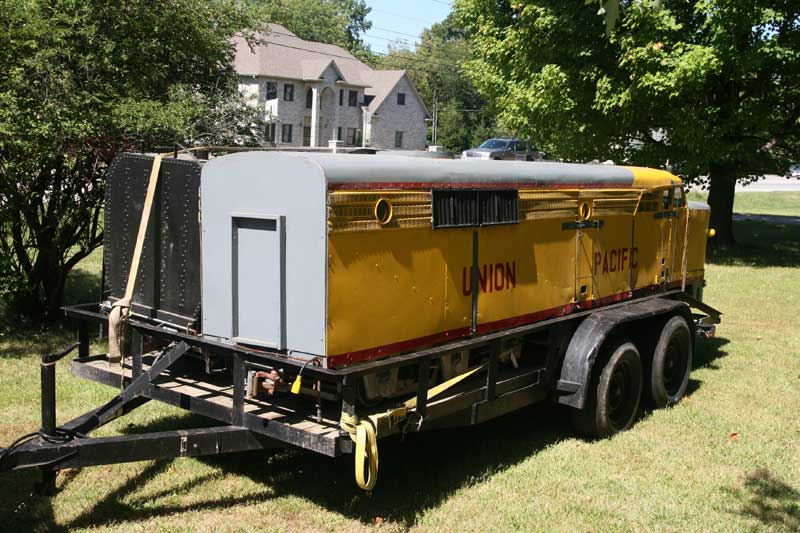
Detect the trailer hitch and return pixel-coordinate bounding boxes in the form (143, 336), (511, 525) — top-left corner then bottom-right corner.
(0, 341), (192, 494)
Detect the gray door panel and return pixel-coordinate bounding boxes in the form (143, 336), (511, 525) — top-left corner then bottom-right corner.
(231, 215), (285, 349)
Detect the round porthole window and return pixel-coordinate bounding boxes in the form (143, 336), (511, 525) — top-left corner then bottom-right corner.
(578, 201), (592, 221)
(374, 198), (393, 225)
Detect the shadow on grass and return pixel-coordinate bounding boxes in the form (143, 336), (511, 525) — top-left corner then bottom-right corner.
(0, 337), (734, 529)
(0, 405), (573, 530)
(204, 405), (572, 527)
(0, 265), (101, 357)
(707, 219), (800, 268)
(62, 266), (102, 309)
(730, 468), (800, 530)
(0, 413), (257, 532)
(0, 324), (78, 359)
(693, 336), (730, 371)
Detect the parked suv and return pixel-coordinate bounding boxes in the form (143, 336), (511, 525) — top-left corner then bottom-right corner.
(461, 138), (542, 161)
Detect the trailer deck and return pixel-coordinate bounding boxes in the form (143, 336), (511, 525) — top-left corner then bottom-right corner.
(71, 353), (347, 457)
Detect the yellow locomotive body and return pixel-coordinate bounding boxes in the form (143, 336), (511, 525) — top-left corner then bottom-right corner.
(326, 164), (710, 368)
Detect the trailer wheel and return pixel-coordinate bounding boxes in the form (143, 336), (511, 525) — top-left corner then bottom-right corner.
(650, 315), (692, 408)
(571, 339), (643, 438)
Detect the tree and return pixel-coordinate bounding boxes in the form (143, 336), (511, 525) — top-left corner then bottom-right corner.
(380, 13), (496, 152)
(456, 0), (800, 245)
(0, 0), (268, 320)
(261, 0), (374, 59)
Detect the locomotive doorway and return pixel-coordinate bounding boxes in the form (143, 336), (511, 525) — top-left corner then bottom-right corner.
(230, 214), (286, 350)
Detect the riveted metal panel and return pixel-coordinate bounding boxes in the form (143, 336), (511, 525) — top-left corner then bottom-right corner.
(103, 153), (201, 329)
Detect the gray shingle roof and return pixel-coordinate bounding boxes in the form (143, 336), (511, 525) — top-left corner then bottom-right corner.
(232, 24), (425, 114)
(232, 24), (371, 86)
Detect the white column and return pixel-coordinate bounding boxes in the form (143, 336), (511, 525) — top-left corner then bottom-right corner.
(310, 85), (319, 148)
(361, 107), (368, 148)
(332, 91), (340, 141)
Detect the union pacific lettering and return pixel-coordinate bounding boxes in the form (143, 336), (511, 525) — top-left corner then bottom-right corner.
(462, 262), (517, 296)
(594, 247), (638, 275)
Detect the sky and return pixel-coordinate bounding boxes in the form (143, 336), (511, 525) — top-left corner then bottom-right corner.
(363, 0), (453, 53)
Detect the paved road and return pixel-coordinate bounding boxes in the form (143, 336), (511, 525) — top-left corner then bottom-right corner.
(689, 174), (800, 192)
(736, 175), (800, 192)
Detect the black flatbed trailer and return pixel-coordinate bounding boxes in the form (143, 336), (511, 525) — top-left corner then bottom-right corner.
(0, 289), (719, 493)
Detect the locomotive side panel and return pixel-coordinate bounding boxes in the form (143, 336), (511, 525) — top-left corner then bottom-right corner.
(590, 214), (636, 300)
(326, 189), (657, 365)
(326, 226), (473, 365)
(474, 218), (575, 331)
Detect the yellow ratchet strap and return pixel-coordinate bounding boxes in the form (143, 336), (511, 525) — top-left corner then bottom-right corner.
(340, 364), (485, 491)
(340, 411), (378, 490)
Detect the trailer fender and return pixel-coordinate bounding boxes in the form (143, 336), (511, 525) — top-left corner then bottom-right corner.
(556, 298), (692, 409)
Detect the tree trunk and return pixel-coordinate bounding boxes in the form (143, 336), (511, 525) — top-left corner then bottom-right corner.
(706, 162), (737, 247)
(43, 270), (68, 322)
(25, 242), (68, 322)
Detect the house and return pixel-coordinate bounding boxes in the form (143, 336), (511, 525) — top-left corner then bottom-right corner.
(232, 24), (430, 150)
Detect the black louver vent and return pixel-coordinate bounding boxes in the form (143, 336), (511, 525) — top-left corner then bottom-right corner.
(433, 190), (519, 228)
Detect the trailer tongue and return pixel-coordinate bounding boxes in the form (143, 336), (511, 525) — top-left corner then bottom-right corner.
(0, 149), (720, 493)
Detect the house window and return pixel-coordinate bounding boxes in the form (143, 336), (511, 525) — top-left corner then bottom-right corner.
(357, 129), (363, 146)
(281, 124), (293, 143)
(265, 81), (277, 100)
(336, 127), (342, 141)
(348, 90), (358, 107)
(283, 83), (294, 101)
(306, 88), (313, 109)
(397, 92), (406, 105)
(265, 123), (276, 143)
(346, 127), (357, 146)
(303, 126), (311, 147)
(339, 89), (344, 106)
(395, 131), (403, 148)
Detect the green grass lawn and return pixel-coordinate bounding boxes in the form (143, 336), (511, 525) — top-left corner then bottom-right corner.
(688, 190), (800, 217)
(1, 195), (799, 531)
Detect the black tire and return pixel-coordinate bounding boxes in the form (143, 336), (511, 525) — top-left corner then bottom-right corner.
(650, 315), (692, 408)
(571, 339), (643, 438)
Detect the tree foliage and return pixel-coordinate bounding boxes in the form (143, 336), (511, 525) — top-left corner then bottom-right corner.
(261, 0), (375, 60)
(380, 13), (497, 152)
(0, 0), (269, 320)
(456, 0), (800, 245)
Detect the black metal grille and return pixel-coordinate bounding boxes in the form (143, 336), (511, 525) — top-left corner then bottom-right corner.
(433, 190), (519, 228)
(480, 190), (518, 225)
(433, 190), (478, 228)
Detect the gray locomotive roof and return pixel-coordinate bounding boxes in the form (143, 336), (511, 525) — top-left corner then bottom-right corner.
(207, 151), (679, 188)
(289, 152), (635, 186)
